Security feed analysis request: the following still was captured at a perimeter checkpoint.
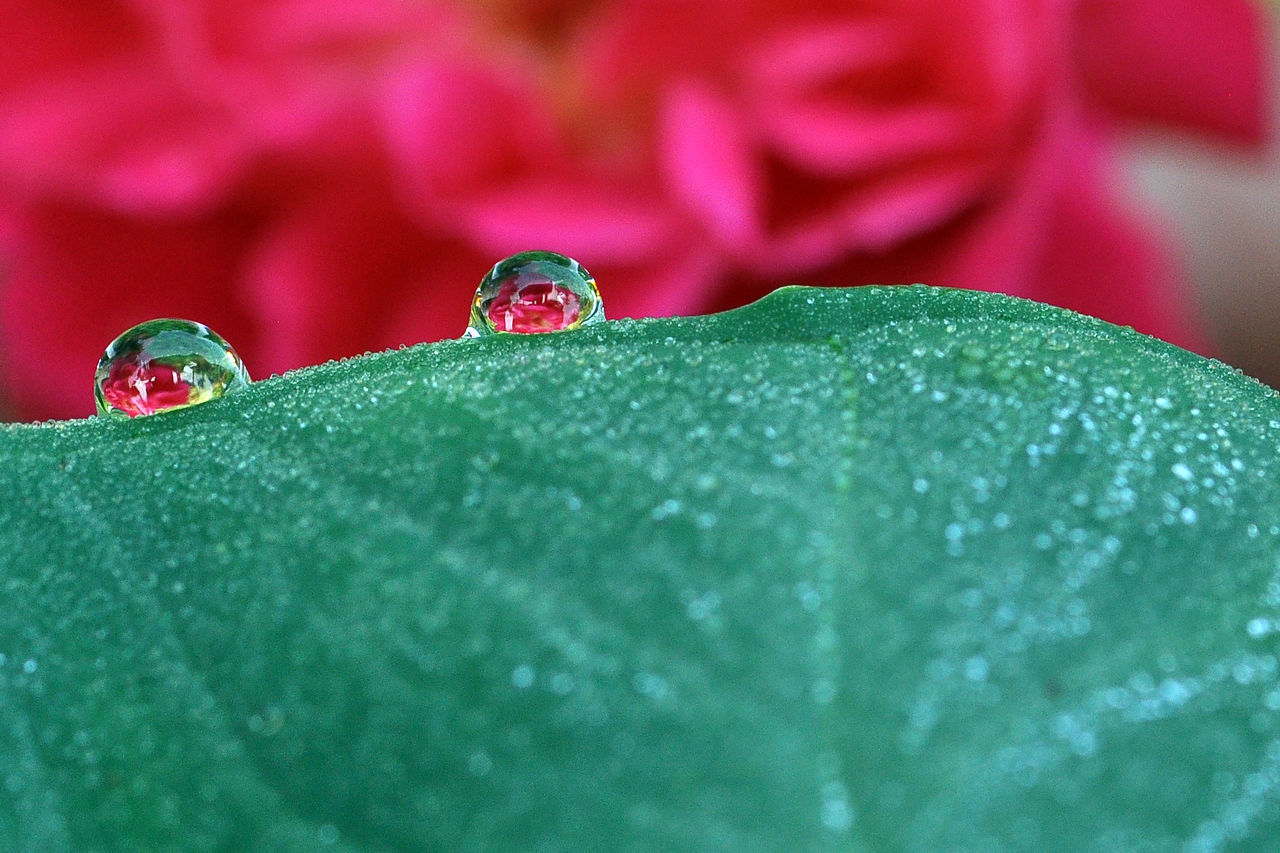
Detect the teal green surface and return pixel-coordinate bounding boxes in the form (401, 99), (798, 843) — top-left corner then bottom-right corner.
(3, 286), (1280, 851)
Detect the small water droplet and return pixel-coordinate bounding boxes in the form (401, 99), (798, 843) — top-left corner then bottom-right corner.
(811, 679), (837, 704)
(650, 499), (681, 521)
(820, 781), (854, 833)
(467, 751), (494, 776)
(511, 665), (536, 689)
(964, 656), (990, 682)
(94, 319), (250, 418)
(465, 251), (603, 336)
(1044, 332), (1070, 351)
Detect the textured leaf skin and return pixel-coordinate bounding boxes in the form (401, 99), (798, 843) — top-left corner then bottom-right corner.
(2, 285), (1280, 851)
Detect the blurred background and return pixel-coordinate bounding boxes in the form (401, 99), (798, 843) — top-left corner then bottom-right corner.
(1128, 13), (1280, 389)
(0, 0), (1274, 421)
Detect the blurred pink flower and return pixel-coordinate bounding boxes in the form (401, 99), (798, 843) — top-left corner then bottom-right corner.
(0, 0), (1268, 419)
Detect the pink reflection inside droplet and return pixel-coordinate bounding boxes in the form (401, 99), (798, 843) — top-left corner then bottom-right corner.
(101, 357), (193, 417)
(486, 277), (582, 333)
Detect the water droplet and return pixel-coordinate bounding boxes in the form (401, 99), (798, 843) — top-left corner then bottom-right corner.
(511, 665), (536, 689)
(820, 781), (855, 833)
(964, 656), (990, 682)
(467, 751), (494, 776)
(650, 499), (681, 521)
(94, 319), (250, 418)
(465, 251), (603, 336)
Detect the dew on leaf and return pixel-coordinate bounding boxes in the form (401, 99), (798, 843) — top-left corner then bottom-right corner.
(465, 251), (603, 336)
(94, 319), (250, 418)
(511, 665), (535, 689)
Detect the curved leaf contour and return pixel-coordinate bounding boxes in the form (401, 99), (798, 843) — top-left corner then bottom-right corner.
(2, 285), (1280, 851)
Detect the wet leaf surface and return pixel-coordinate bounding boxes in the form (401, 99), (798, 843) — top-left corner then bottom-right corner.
(3, 286), (1280, 850)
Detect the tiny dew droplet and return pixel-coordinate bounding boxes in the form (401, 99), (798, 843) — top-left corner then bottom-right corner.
(94, 319), (250, 418)
(466, 251), (603, 337)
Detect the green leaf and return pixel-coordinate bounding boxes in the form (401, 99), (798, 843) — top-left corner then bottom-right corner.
(3, 285), (1280, 851)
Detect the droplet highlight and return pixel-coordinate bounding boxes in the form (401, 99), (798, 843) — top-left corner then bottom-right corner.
(94, 319), (250, 418)
(466, 251), (603, 336)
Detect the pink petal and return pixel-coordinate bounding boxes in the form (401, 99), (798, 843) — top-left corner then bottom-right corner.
(891, 120), (1211, 353)
(0, 61), (249, 213)
(574, 0), (749, 103)
(1074, 0), (1269, 146)
(378, 57), (566, 226)
(753, 159), (993, 274)
(935, 0), (1063, 124)
(0, 1), (149, 91)
(1025, 151), (1214, 354)
(378, 256), (492, 348)
(135, 0), (464, 149)
(696, 114), (1060, 313)
(758, 101), (972, 175)
(249, 0), (458, 52)
(658, 83), (761, 247)
(741, 19), (906, 92)
(453, 178), (680, 263)
(587, 246), (722, 320)
(835, 167), (995, 253)
(933, 114), (1077, 297)
(243, 181), (461, 370)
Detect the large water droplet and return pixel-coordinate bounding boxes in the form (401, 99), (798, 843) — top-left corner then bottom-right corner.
(466, 251), (603, 336)
(94, 319), (250, 418)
